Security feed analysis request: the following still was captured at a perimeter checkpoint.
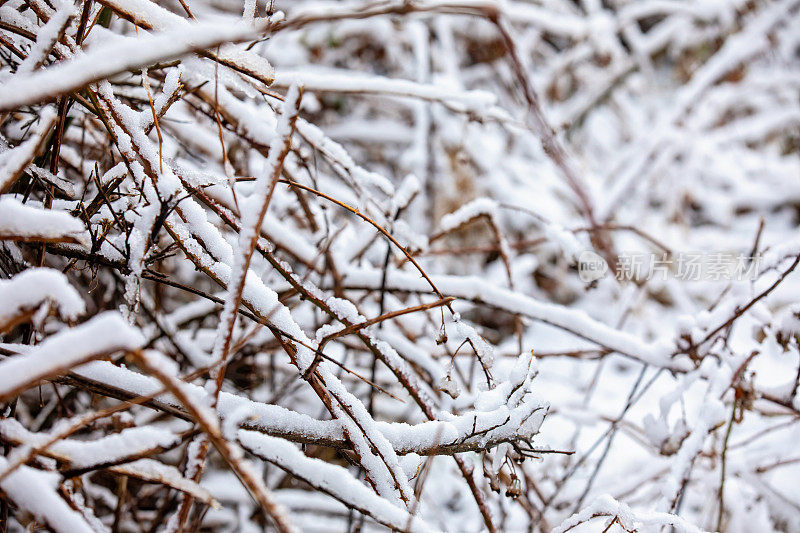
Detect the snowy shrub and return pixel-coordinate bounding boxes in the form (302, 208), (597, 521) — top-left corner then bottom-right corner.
(0, 0), (799, 531)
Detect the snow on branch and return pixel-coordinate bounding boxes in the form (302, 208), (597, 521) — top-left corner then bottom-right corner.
(340, 268), (686, 369)
(552, 494), (705, 533)
(0, 108), (58, 193)
(0, 312), (143, 402)
(0, 17), (276, 112)
(0, 456), (96, 533)
(0, 197), (87, 244)
(239, 430), (438, 532)
(1, 0), (799, 530)
(0, 268), (84, 332)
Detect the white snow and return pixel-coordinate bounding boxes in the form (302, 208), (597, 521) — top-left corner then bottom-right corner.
(1, 0), (799, 530)
(0, 456), (95, 533)
(0, 312), (143, 401)
(0, 268), (85, 327)
(0, 197), (87, 243)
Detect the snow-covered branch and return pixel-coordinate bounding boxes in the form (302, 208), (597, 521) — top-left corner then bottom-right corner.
(0, 0), (798, 530)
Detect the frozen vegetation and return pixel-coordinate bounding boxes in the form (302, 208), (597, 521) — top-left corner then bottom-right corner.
(0, 0), (799, 531)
